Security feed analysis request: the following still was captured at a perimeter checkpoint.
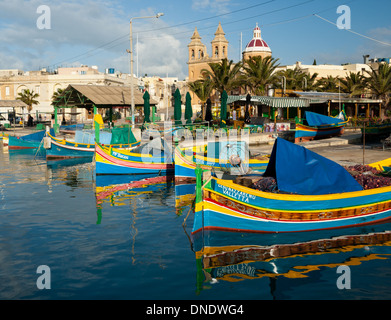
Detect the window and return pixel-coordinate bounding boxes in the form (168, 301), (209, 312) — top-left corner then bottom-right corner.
(35, 86), (40, 94)
(5, 86), (10, 96)
(215, 46), (219, 57)
(191, 50), (195, 59)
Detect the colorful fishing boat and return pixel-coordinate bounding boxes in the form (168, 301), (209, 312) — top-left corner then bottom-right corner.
(95, 137), (174, 175)
(0, 131), (8, 145)
(361, 122), (391, 141)
(295, 111), (348, 143)
(8, 129), (55, 150)
(175, 140), (269, 182)
(368, 158), (391, 174)
(45, 126), (140, 160)
(193, 137), (391, 234)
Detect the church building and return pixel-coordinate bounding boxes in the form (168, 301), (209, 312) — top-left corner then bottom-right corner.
(188, 22), (272, 83)
(187, 22), (272, 111)
(187, 22), (229, 82)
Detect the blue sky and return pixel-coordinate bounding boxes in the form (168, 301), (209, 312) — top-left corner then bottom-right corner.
(0, 0), (390, 80)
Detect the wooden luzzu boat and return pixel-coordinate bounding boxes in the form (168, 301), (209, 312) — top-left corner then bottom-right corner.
(174, 140), (269, 182)
(7, 129), (55, 150)
(45, 126), (140, 160)
(95, 137), (174, 175)
(192, 137), (391, 234)
(295, 111), (348, 143)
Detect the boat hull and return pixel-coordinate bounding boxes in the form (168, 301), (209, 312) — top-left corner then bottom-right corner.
(192, 177), (391, 234)
(46, 139), (95, 159)
(295, 123), (345, 143)
(361, 124), (391, 141)
(46, 133), (140, 160)
(95, 143), (174, 175)
(174, 146), (269, 181)
(8, 135), (42, 149)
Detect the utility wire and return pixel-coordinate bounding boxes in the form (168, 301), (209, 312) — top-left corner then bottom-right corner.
(47, 0), (278, 68)
(314, 14), (391, 47)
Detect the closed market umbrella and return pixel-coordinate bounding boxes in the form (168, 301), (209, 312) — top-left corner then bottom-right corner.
(245, 93), (251, 124)
(174, 88), (182, 125)
(205, 98), (212, 123)
(185, 92), (193, 124)
(220, 90), (228, 128)
(143, 90), (151, 123)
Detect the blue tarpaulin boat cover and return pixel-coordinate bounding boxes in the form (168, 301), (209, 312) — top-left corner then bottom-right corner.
(263, 138), (363, 195)
(305, 111), (343, 127)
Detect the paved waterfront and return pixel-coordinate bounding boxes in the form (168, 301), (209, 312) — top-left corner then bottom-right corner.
(3, 126), (391, 167)
(250, 131), (391, 166)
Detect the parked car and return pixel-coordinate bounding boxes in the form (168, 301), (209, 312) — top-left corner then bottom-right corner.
(0, 114), (10, 127)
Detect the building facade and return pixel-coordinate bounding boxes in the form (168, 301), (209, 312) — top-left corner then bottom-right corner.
(187, 22), (229, 83)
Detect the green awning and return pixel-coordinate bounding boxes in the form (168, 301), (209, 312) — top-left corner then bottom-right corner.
(227, 95), (310, 108)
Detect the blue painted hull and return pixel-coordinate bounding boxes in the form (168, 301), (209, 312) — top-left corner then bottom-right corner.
(193, 200), (391, 234)
(95, 160), (174, 175)
(46, 140), (94, 160)
(192, 177), (391, 234)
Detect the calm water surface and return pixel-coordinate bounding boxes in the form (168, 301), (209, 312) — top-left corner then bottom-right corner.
(1, 141), (391, 300)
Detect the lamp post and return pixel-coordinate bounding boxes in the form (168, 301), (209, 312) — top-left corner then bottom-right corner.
(129, 13), (164, 127)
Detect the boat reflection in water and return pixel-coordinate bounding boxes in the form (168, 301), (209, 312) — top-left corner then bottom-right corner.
(191, 223), (391, 297)
(95, 174), (175, 265)
(175, 182), (196, 216)
(95, 174), (174, 223)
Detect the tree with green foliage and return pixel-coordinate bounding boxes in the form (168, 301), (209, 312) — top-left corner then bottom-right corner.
(340, 72), (365, 97)
(16, 89), (39, 114)
(201, 58), (243, 94)
(241, 55), (280, 95)
(364, 63), (391, 115)
(275, 67), (320, 92)
(317, 75), (341, 93)
(188, 78), (214, 120)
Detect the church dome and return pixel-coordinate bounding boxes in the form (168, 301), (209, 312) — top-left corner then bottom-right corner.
(243, 23), (271, 55)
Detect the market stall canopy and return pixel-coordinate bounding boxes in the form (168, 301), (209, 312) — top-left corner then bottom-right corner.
(52, 84), (159, 108)
(0, 100), (28, 108)
(293, 91), (383, 104)
(227, 95), (310, 108)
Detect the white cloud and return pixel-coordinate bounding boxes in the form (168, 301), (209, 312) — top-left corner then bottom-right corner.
(191, 0), (232, 14)
(0, 0), (190, 78)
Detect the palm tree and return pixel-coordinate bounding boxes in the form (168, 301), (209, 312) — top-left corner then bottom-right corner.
(188, 79), (214, 120)
(317, 75), (341, 93)
(241, 56), (280, 95)
(16, 89), (39, 114)
(275, 67), (320, 92)
(201, 58), (243, 94)
(51, 88), (64, 105)
(303, 72), (320, 91)
(340, 72), (365, 97)
(365, 63), (391, 116)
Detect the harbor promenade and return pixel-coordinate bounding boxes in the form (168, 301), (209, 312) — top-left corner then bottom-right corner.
(3, 126), (390, 167)
(250, 129), (391, 167)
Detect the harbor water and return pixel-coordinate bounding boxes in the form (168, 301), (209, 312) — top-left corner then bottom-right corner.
(1, 141), (391, 301)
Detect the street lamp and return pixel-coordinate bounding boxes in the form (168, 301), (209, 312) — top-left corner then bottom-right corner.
(129, 13), (164, 127)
